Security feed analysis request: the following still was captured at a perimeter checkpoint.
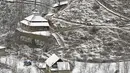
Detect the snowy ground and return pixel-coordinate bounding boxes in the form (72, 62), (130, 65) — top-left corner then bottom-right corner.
(0, 55), (41, 73)
(73, 61), (130, 73)
(0, 55), (130, 73)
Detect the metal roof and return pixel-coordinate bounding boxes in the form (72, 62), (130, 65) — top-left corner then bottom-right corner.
(57, 62), (70, 70)
(45, 54), (60, 67)
(53, 1), (68, 7)
(20, 20), (49, 26)
(25, 14), (48, 22)
(0, 46), (6, 49)
(17, 28), (51, 36)
(32, 31), (51, 36)
(19, 10), (50, 27)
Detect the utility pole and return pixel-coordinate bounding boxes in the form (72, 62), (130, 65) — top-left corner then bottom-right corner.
(34, 0), (36, 9)
(21, 0), (24, 20)
(16, 0), (24, 21)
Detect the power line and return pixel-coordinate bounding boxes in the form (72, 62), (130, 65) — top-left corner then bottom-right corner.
(4, 0), (52, 8)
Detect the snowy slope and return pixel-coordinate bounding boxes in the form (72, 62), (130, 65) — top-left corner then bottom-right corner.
(50, 0), (130, 62)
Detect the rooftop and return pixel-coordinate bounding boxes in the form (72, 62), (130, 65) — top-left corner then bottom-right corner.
(53, 1), (68, 8)
(0, 46), (6, 49)
(20, 20), (49, 26)
(20, 10), (49, 27)
(25, 14), (48, 22)
(45, 54), (61, 67)
(17, 28), (51, 36)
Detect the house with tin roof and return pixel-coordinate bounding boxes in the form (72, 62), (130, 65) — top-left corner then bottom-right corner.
(0, 46), (7, 57)
(52, 0), (68, 13)
(17, 10), (51, 37)
(45, 54), (71, 73)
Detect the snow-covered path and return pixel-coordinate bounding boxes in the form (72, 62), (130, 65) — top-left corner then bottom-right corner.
(52, 33), (65, 47)
(95, 0), (130, 21)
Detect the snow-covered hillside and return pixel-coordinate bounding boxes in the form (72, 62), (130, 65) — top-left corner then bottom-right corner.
(1, 0), (130, 73)
(50, 0), (130, 62)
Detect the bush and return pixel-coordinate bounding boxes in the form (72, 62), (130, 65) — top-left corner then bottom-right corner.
(89, 26), (100, 34)
(92, 3), (100, 10)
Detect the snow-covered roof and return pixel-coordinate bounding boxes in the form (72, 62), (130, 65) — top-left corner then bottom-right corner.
(45, 54), (60, 67)
(46, 13), (54, 16)
(20, 20), (49, 26)
(53, 1), (68, 7)
(0, 46), (6, 49)
(21, 10), (48, 22)
(6, 0), (14, 1)
(17, 28), (51, 36)
(20, 10), (49, 27)
(57, 62), (70, 70)
(25, 14), (48, 22)
(32, 31), (51, 36)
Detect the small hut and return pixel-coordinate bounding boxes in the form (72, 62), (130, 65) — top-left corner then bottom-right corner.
(52, 1), (68, 8)
(0, 46), (7, 56)
(45, 54), (71, 73)
(52, 1), (68, 12)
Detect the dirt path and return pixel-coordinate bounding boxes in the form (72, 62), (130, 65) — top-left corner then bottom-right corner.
(96, 0), (130, 21)
(52, 33), (65, 47)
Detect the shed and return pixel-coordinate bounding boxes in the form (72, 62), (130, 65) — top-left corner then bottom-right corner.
(52, 1), (68, 8)
(0, 46), (7, 57)
(45, 54), (71, 73)
(45, 54), (63, 68)
(52, 1), (68, 12)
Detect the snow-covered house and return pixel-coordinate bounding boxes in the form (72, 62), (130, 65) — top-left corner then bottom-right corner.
(17, 10), (51, 37)
(45, 54), (71, 73)
(52, 1), (68, 8)
(52, 1), (68, 12)
(0, 46), (7, 56)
